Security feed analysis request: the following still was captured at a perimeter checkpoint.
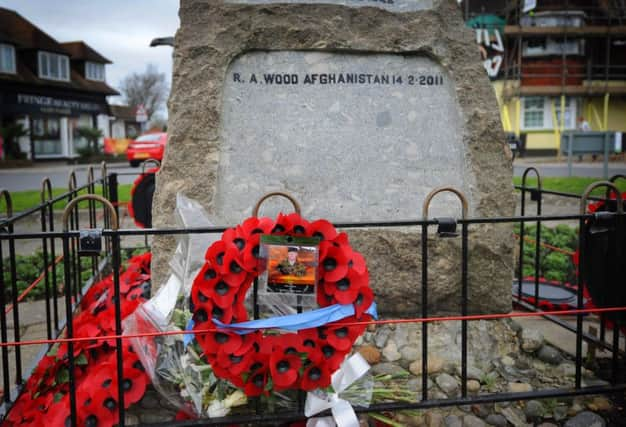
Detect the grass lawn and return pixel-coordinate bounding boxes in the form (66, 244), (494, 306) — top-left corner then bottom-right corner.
(1, 184), (132, 214)
(513, 176), (626, 197)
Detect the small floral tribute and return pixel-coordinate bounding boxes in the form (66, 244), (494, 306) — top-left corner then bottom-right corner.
(190, 212), (375, 396)
(587, 191), (626, 213)
(127, 167), (159, 228)
(3, 253), (152, 427)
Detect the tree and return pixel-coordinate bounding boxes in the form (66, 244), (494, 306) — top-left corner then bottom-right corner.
(76, 126), (103, 156)
(119, 64), (169, 121)
(0, 123), (29, 160)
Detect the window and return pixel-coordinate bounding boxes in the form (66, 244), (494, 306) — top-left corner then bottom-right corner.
(0, 43), (16, 74)
(523, 38), (584, 57)
(38, 51), (70, 81)
(522, 96), (578, 130)
(554, 96), (576, 129)
(86, 61), (105, 81)
(523, 97), (544, 129)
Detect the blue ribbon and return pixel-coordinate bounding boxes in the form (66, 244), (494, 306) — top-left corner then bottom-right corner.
(183, 302), (377, 346)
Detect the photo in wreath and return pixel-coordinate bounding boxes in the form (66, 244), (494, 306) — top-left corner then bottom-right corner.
(259, 235), (319, 296)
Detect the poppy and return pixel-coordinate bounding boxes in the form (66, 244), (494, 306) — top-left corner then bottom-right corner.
(353, 286), (374, 319)
(215, 332), (258, 375)
(240, 216), (275, 239)
(221, 248), (248, 286)
(286, 213), (310, 235)
(244, 364), (269, 396)
(271, 213), (292, 235)
(269, 351), (302, 389)
(89, 360), (147, 408)
(205, 241), (236, 272)
(45, 397), (72, 427)
(332, 232), (350, 249)
(319, 342), (348, 372)
(120, 366), (148, 407)
(205, 277), (240, 309)
(195, 263), (221, 288)
(125, 281), (151, 302)
(320, 245), (350, 282)
(197, 325), (243, 355)
(241, 233), (262, 272)
(222, 227), (247, 252)
(119, 270), (148, 294)
(316, 280), (335, 308)
(130, 252), (152, 273)
(216, 349), (254, 376)
(84, 387), (120, 427)
(308, 219), (338, 241)
(325, 269), (368, 305)
(276, 333), (305, 356)
(81, 277), (113, 310)
(192, 293), (239, 324)
(234, 280), (253, 316)
(300, 362), (331, 391)
(326, 322), (363, 352)
(347, 251), (367, 275)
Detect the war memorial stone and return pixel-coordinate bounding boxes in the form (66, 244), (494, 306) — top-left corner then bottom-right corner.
(152, 0), (515, 315)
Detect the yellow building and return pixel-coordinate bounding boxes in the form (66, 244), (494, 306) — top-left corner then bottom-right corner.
(466, 1), (626, 155)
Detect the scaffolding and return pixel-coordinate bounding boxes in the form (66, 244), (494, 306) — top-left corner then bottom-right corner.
(464, 0), (626, 153)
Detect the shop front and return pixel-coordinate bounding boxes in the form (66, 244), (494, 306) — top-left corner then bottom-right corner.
(0, 84), (110, 159)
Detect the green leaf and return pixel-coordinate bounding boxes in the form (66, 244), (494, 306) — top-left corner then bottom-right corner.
(76, 353), (88, 366)
(56, 367), (70, 385)
(47, 344), (59, 357)
(54, 392), (64, 403)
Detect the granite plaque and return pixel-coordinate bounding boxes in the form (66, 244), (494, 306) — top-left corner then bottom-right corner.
(225, 0), (433, 12)
(217, 51), (471, 223)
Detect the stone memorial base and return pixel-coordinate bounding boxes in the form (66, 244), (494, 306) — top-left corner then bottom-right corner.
(152, 0), (515, 314)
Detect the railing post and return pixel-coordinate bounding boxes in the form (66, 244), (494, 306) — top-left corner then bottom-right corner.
(40, 178), (54, 340)
(1, 190), (22, 387)
(63, 194), (119, 427)
(423, 187), (469, 398)
(109, 172), (120, 223)
(0, 190), (11, 402)
(520, 168), (543, 308)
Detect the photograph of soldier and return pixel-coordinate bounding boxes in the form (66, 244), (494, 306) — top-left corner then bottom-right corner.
(277, 247), (307, 276)
(266, 245), (317, 295)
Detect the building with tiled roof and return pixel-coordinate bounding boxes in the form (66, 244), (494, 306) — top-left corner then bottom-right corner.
(0, 7), (120, 159)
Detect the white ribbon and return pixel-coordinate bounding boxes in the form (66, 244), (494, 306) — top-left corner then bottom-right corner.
(304, 353), (371, 427)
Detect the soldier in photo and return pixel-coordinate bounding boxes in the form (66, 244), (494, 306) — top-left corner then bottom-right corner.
(276, 247), (307, 277)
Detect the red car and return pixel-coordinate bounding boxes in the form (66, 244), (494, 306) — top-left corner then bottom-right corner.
(126, 132), (167, 167)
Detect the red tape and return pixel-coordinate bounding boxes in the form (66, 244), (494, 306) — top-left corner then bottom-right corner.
(5, 255), (64, 314)
(2, 304), (625, 349)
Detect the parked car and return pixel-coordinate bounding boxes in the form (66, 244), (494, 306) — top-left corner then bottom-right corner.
(126, 132), (167, 167)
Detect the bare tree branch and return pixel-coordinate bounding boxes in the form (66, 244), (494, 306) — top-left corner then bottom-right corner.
(118, 64), (169, 120)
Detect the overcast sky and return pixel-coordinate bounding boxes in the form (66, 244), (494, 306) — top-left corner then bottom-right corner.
(0, 0), (179, 109)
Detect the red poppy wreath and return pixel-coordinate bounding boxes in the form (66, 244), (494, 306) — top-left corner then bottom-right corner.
(190, 212), (374, 396)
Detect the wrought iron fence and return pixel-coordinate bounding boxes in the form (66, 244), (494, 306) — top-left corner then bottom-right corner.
(0, 164), (624, 426)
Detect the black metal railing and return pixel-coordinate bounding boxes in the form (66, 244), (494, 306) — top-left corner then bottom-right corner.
(0, 164), (624, 426)
(0, 164), (111, 403)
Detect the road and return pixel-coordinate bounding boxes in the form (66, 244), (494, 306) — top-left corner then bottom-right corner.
(1, 160), (626, 193)
(0, 162), (141, 192)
